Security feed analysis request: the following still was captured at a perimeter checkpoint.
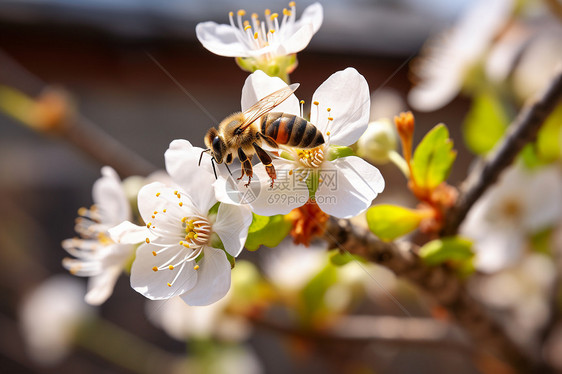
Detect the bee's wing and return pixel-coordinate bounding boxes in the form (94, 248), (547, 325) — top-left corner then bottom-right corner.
(239, 83), (299, 131)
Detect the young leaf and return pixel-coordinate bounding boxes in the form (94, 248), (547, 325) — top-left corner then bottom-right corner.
(411, 124), (457, 190)
(330, 250), (366, 266)
(419, 237), (474, 266)
(244, 214), (291, 251)
(366, 204), (426, 241)
(462, 91), (509, 155)
(537, 104), (562, 162)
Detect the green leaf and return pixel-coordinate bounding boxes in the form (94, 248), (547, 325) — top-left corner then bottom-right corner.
(462, 91), (509, 155)
(411, 124), (457, 190)
(244, 213), (291, 251)
(419, 237), (474, 266)
(537, 104), (562, 162)
(519, 143), (545, 169)
(366, 204), (426, 241)
(327, 145), (354, 161)
(329, 250), (366, 266)
(299, 263), (338, 325)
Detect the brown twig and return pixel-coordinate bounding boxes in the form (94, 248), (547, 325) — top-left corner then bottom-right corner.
(441, 69), (562, 236)
(323, 218), (535, 372)
(249, 314), (472, 353)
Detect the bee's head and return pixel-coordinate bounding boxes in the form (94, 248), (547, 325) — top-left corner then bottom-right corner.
(204, 127), (226, 163)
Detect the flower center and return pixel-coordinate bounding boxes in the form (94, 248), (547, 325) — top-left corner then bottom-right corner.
(229, 2), (297, 51)
(181, 216), (212, 249)
(297, 146), (324, 168)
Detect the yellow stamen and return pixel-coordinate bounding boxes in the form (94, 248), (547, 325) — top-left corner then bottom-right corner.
(289, 1), (296, 7)
(147, 223), (152, 228)
(244, 24), (251, 31)
(265, 9), (271, 16)
(152, 266), (158, 272)
(254, 32), (259, 39)
(156, 192), (160, 197)
(313, 101), (319, 105)
(326, 131), (331, 136)
(179, 202), (183, 207)
(167, 282), (172, 287)
(145, 238), (150, 243)
(237, 9), (246, 16)
(300, 100), (305, 104)
(252, 12), (258, 19)
(327, 108), (331, 112)
(194, 265), (200, 270)
(328, 117), (334, 121)
(270, 13), (279, 20)
(283, 8), (291, 16)
(78, 207), (87, 216)
(168, 265), (174, 270)
(152, 251), (157, 256)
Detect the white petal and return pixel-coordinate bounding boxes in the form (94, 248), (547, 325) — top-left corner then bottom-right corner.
(293, 2), (323, 34)
(523, 166), (562, 232)
(109, 221), (154, 244)
(250, 160), (309, 216)
(196, 22), (250, 57)
(474, 229), (525, 273)
(407, 73), (463, 112)
(311, 68), (370, 146)
(180, 247), (231, 306)
(130, 244), (198, 300)
(240, 70), (300, 115)
(277, 24), (314, 55)
(316, 157), (384, 218)
(214, 204), (252, 257)
(84, 266), (122, 305)
(93, 166), (130, 224)
(165, 139), (218, 213)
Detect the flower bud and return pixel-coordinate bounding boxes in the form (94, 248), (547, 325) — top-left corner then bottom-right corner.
(356, 118), (398, 164)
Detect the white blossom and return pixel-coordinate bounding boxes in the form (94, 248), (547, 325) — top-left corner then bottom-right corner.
(196, 2), (322, 60)
(19, 275), (94, 365)
(62, 166), (134, 305)
(110, 140), (252, 306)
(461, 164), (562, 272)
(408, 0), (514, 111)
(215, 68), (385, 218)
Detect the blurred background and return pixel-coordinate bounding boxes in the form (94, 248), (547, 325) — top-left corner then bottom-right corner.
(1, 0), (557, 373)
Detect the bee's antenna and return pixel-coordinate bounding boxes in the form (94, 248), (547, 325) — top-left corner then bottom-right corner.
(224, 163), (232, 176)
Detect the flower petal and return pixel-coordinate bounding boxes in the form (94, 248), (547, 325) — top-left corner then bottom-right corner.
(292, 2), (323, 34)
(130, 244), (198, 300)
(277, 24), (314, 55)
(195, 22), (250, 57)
(109, 221), (154, 244)
(236, 159), (309, 216)
(214, 204), (252, 257)
(474, 229), (525, 273)
(316, 157), (384, 218)
(180, 247), (231, 306)
(165, 139), (218, 213)
(311, 68), (370, 146)
(84, 266), (122, 305)
(240, 70), (300, 115)
(93, 166), (130, 225)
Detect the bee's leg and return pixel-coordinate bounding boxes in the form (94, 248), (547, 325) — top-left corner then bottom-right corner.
(253, 142), (276, 188)
(257, 132), (279, 149)
(237, 148), (253, 187)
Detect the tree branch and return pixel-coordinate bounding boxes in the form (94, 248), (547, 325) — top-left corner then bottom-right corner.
(249, 314), (472, 353)
(441, 69), (562, 236)
(323, 218), (535, 372)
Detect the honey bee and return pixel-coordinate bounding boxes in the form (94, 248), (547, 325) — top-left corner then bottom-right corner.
(201, 84), (325, 187)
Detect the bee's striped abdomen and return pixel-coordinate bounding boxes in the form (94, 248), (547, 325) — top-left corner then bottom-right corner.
(261, 112), (324, 149)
